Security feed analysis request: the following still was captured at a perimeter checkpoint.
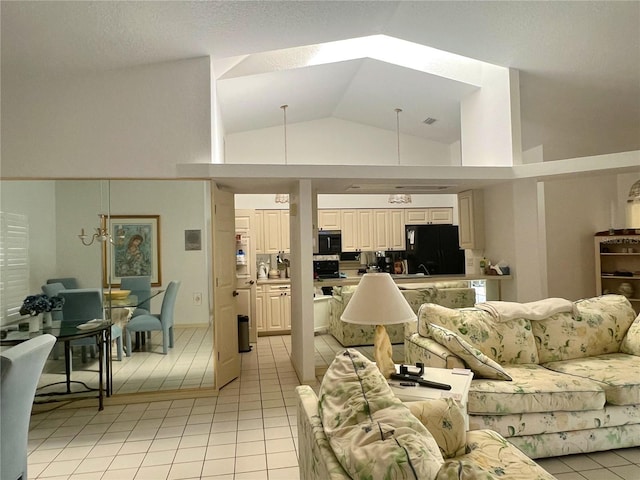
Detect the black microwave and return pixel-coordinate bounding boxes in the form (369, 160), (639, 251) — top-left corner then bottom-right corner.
(318, 230), (342, 254)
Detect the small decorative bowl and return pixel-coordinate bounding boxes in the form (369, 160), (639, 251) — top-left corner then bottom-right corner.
(104, 289), (131, 300)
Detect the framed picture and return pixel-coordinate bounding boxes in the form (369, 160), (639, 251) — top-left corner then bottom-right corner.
(184, 229), (202, 251)
(103, 215), (161, 287)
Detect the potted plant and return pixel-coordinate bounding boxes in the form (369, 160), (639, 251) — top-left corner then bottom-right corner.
(20, 294), (64, 331)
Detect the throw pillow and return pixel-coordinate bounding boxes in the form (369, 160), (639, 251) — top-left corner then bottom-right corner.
(319, 349), (444, 480)
(428, 323), (512, 381)
(407, 398), (466, 459)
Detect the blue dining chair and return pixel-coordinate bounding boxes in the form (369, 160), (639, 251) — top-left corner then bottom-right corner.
(41, 282), (66, 321)
(60, 289), (123, 363)
(1, 334), (56, 480)
(125, 281), (180, 355)
(120, 275), (152, 318)
(47, 277), (79, 289)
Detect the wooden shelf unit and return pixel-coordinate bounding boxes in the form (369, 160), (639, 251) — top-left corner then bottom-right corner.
(594, 231), (640, 314)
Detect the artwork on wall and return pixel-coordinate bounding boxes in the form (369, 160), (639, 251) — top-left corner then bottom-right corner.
(103, 215), (161, 287)
(184, 229), (201, 251)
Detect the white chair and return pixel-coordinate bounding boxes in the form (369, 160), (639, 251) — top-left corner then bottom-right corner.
(1, 334), (56, 480)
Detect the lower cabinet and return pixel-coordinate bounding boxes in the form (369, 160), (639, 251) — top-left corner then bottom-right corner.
(257, 283), (291, 334)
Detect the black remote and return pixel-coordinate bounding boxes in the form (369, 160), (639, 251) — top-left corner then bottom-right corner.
(390, 373), (451, 391)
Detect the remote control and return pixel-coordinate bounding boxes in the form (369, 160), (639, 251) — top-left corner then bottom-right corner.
(390, 373), (452, 391)
(399, 382), (416, 387)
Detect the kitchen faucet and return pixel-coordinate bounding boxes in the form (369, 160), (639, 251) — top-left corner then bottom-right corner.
(418, 264), (431, 275)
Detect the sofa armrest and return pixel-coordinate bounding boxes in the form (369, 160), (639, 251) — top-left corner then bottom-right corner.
(296, 386), (350, 480)
(405, 333), (466, 369)
(621, 313), (640, 356)
(405, 398), (466, 459)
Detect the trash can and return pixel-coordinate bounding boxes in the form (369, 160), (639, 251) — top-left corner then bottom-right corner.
(237, 315), (251, 352)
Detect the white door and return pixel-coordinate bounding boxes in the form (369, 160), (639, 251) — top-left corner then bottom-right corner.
(212, 182), (240, 389)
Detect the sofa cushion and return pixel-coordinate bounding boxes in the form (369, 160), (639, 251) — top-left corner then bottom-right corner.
(319, 349), (444, 479)
(621, 312), (640, 356)
(419, 303), (539, 365)
(543, 353), (640, 406)
(428, 323), (512, 381)
(435, 430), (557, 480)
(468, 364), (606, 415)
(532, 295), (636, 363)
(407, 398), (466, 459)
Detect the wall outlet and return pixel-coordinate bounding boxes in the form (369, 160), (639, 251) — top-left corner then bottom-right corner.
(193, 292), (202, 306)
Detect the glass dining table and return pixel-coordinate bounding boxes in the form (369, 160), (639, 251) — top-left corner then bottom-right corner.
(0, 319), (112, 410)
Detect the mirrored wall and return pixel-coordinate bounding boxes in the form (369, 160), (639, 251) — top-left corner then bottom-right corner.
(1, 179), (214, 395)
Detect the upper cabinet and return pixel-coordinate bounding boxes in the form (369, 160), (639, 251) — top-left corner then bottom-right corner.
(404, 208), (453, 225)
(341, 209), (374, 252)
(255, 209), (289, 254)
(457, 190), (484, 250)
(373, 209), (406, 251)
(318, 210), (341, 230)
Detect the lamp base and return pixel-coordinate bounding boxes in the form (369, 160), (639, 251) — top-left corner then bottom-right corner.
(374, 324), (395, 379)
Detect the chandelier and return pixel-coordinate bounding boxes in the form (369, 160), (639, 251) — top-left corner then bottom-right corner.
(388, 108), (411, 204)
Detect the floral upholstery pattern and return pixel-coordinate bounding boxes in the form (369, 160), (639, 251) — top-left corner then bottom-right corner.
(468, 364), (605, 415)
(407, 398), (467, 459)
(419, 303), (539, 365)
(329, 283), (475, 347)
(620, 313), (640, 356)
(427, 323), (512, 380)
(469, 403), (640, 438)
(405, 333), (466, 370)
(532, 295), (636, 363)
(319, 349), (444, 479)
(542, 353), (640, 405)
(435, 429), (557, 480)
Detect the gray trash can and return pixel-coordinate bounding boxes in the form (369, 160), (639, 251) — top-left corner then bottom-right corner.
(238, 315), (251, 352)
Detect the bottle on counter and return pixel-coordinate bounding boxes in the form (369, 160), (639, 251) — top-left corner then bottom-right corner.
(236, 249), (246, 265)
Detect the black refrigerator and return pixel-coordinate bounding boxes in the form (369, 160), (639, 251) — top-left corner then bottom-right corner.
(405, 225), (465, 275)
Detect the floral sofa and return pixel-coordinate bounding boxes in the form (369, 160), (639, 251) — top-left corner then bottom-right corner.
(405, 294), (640, 459)
(297, 349), (556, 479)
(329, 281), (476, 346)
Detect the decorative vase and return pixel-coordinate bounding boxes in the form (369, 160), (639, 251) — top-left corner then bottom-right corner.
(618, 282), (634, 299)
(42, 311), (53, 328)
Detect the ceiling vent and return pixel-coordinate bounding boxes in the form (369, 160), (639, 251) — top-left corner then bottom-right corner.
(423, 117), (437, 125)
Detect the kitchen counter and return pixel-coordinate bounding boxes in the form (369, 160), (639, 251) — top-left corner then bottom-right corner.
(312, 274), (512, 287)
(257, 278), (291, 285)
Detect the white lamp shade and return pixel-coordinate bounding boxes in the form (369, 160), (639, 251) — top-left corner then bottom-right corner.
(341, 273), (417, 326)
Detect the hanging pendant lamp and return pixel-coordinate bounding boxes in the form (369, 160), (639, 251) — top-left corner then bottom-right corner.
(275, 104), (289, 204)
(389, 108), (411, 204)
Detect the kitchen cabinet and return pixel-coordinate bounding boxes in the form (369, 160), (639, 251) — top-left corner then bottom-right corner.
(254, 210), (264, 253)
(256, 209), (289, 254)
(595, 232), (640, 314)
(318, 210), (341, 230)
(257, 283), (291, 334)
(457, 190), (484, 250)
(405, 208), (453, 225)
(341, 209), (374, 252)
(372, 209), (406, 251)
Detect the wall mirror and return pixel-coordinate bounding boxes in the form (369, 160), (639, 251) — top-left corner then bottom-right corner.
(1, 179), (214, 397)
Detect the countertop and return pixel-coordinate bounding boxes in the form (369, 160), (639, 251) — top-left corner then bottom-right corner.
(257, 274), (511, 287)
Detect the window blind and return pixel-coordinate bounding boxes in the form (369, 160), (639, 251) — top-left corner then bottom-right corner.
(0, 212), (29, 325)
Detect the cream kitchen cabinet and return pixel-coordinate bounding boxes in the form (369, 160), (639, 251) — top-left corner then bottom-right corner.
(256, 209), (289, 254)
(457, 190), (484, 250)
(318, 209), (341, 230)
(341, 209), (374, 252)
(257, 283), (291, 334)
(404, 208), (453, 225)
(372, 209), (406, 251)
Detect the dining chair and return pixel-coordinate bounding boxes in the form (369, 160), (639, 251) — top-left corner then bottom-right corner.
(41, 282), (66, 321)
(47, 277), (79, 289)
(1, 334), (56, 480)
(60, 289), (123, 363)
(125, 280), (181, 355)
(120, 275), (152, 318)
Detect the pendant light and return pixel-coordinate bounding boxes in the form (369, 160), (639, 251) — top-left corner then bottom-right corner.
(275, 104), (289, 204)
(388, 107), (412, 204)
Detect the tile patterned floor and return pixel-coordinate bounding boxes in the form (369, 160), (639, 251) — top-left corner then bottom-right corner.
(26, 333), (640, 479)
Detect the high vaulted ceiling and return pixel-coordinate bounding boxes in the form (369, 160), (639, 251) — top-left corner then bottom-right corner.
(2, 1), (639, 163)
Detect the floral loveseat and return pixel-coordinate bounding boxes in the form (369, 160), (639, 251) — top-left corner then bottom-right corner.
(297, 349), (556, 479)
(329, 281), (476, 346)
(405, 294), (640, 459)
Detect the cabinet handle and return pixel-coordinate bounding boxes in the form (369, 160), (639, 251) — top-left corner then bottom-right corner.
(248, 280), (255, 285)
(232, 291), (239, 297)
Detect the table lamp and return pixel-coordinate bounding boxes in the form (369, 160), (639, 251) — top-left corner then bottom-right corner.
(341, 273), (417, 378)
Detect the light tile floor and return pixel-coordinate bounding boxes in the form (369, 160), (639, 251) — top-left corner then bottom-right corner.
(27, 334), (640, 479)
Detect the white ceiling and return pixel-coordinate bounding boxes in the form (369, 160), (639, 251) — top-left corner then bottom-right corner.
(2, 1), (639, 163)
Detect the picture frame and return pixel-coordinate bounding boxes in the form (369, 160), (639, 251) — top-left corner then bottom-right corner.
(184, 229), (202, 251)
(103, 215), (161, 287)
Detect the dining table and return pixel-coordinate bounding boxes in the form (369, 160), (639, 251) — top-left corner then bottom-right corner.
(0, 319), (112, 410)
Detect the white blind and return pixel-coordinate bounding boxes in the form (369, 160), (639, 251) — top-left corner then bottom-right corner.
(0, 212), (29, 325)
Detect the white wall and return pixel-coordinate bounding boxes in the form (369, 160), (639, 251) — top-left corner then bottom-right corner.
(225, 117), (455, 166)
(543, 173), (619, 301)
(1, 57), (212, 178)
